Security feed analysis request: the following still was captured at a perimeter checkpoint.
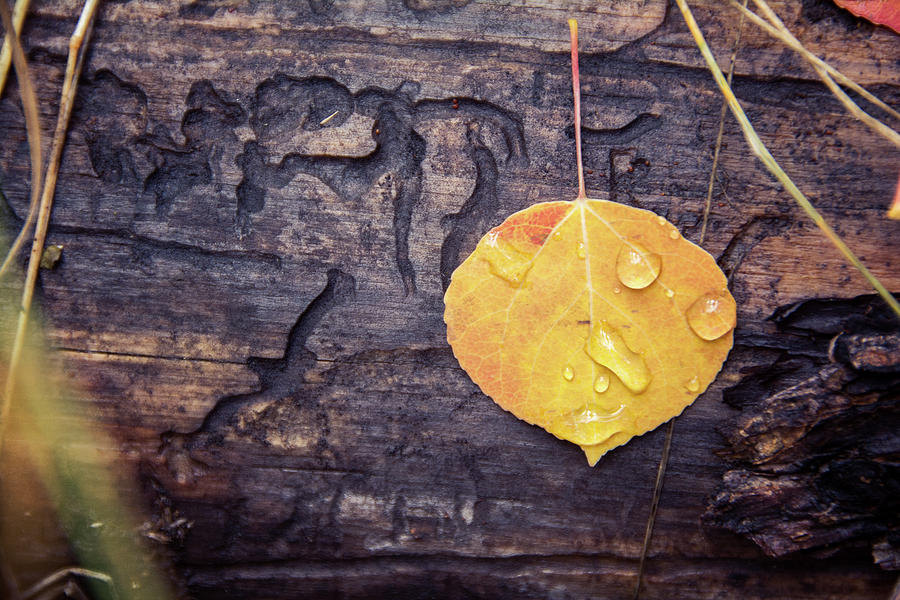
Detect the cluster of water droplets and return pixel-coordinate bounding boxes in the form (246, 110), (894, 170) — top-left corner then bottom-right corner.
(480, 216), (736, 426)
(562, 223), (736, 415)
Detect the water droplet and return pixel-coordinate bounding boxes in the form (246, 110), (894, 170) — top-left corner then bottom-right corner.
(685, 376), (700, 393)
(656, 215), (666, 226)
(481, 232), (534, 287)
(613, 286), (622, 294)
(687, 290), (737, 341)
(574, 405), (623, 424)
(577, 242), (586, 259)
(615, 242), (662, 289)
(563, 365), (574, 381)
(584, 321), (652, 394)
(547, 404), (625, 448)
(555, 425), (612, 449)
(669, 229), (679, 240)
(553, 230), (563, 239)
(593, 374), (610, 393)
(665, 288), (675, 298)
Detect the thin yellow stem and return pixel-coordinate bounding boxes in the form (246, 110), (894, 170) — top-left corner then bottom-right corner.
(675, 0), (900, 320)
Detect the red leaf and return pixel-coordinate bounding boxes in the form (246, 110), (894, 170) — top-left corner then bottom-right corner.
(834, 0), (900, 33)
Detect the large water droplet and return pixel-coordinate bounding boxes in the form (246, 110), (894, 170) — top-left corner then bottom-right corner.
(548, 404), (625, 447)
(685, 376), (700, 393)
(572, 405), (624, 424)
(593, 374), (610, 393)
(480, 231), (533, 287)
(584, 321), (652, 394)
(563, 365), (574, 381)
(686, 290), (737, 341)
(615, 242), (661, 289)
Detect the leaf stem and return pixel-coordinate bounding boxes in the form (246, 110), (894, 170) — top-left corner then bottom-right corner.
(674, 0), (900, 320)
(569, 19), (586, 200)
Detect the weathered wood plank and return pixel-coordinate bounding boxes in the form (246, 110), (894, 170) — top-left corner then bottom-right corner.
(1, 1), (898, 597)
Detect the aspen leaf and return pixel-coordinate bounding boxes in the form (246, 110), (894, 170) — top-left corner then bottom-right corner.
(444, 199), (735, 465)
(443, 20), (736, 465)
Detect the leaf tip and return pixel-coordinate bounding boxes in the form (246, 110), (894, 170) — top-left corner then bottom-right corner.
(581, 444), (605, 467)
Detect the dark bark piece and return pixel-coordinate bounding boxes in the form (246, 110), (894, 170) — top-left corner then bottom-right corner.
(706, 295), (900, 568)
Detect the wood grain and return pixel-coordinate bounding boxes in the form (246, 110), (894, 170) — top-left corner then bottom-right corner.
(1, 1), (898, 597)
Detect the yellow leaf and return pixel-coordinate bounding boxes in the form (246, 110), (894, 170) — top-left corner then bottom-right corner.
(443, 198), (735, 465)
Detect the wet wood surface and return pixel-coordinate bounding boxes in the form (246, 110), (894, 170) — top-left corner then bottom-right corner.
(1, 1), (899, 598)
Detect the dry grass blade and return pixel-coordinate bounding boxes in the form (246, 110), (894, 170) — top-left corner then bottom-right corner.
(743, 0), (900, 124)
(1, 327), (174, 600)
(632, 418), (674, 600)
(732, 0), (900, 150)
(636, 9), (748, 599)
(1, 0), (100, 451)
(0, 0), (42, 280)
(0, 0), (29, 99)
(746, 0), (900, 220)
(674, 0), (900, 320)
(701, 0), (748, 244)
(21, 568), (114, 600)
(0, 0), (43, 445)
